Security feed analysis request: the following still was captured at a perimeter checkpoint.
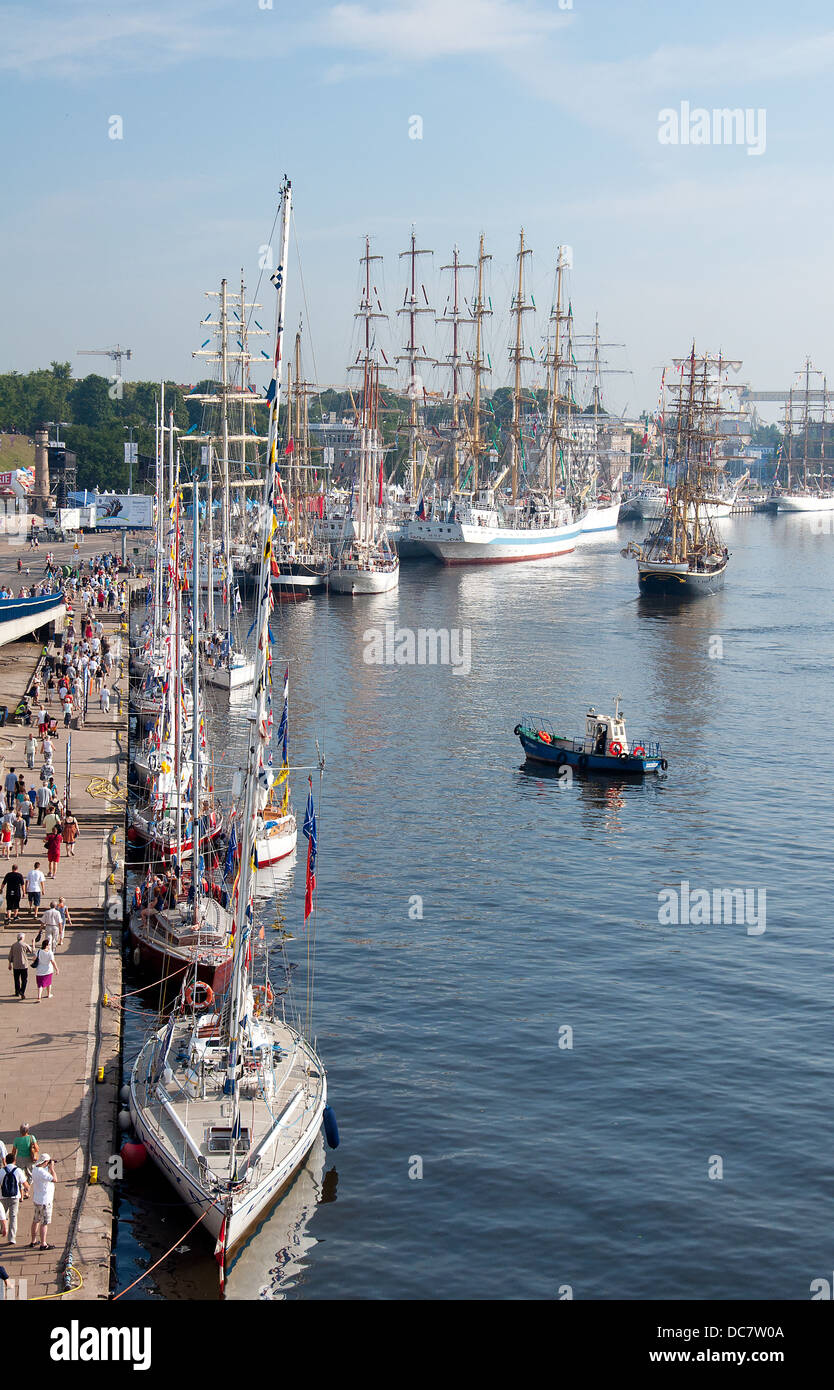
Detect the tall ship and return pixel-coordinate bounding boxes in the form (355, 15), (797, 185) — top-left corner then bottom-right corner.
(271, 324), (331, 598)
(130, 181), (333, 1269)
(329, 238), (400, 594)
(774, 360), (834, 512)
(624, 346), (734, 595)
(412, 230), (580, 564)
(188, 274), (264, 686)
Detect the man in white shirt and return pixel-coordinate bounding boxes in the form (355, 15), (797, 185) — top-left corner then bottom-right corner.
(30, 1154), (57, 1250)
(38, 902), (62, 948)
(35, 785), (51, 824)
(100, 685), (111, 713)
(25, 864), (45, 918)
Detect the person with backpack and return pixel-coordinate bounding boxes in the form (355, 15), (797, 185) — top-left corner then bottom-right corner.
(0, 1154), (30, 1245)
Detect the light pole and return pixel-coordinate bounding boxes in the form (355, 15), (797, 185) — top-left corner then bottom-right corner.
(124, 426), (137, 494)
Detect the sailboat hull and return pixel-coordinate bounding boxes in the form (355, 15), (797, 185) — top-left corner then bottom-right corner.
(637, 558), (727, 595)
(328, 564), (399, 593)
(414, 519), (580, 564)
(776, 493), (834, 512)
(129, 1018), (327, 1255)
(579, 501), (621, 533)
(204, 659), (256, 690)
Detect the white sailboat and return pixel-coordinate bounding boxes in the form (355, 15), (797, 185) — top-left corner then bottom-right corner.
(415, 230), (580, 564)
(130, 181), (330, 1267)
(775, 361), (834, 512)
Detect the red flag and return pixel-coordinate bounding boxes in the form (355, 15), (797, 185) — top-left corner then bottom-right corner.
(304, 836), (315, 922)
(285, 438), (294, 455)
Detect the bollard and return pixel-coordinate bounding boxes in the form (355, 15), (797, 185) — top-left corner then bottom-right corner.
(96, 1065), (104, 1082)
(105, 933), (112, 948)
(89, 1167), (98, 1185)
(102, 992), (109, 1008)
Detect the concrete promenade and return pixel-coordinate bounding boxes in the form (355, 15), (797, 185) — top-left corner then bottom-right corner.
(0, 532), (133, 1302)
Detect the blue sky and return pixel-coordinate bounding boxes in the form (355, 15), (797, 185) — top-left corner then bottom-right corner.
(2, 0), (833, 415)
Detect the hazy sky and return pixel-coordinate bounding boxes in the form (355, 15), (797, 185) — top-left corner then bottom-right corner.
(2, 0), (832, 417)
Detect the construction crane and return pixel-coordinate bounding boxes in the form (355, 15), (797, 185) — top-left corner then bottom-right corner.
(77, 345), (133, 372)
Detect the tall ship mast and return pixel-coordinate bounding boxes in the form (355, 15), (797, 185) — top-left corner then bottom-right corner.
(436, 246), (474, 492)
(775, 359), (834, 511)
(271, 321), (331, 598)
(130, 180), (333, 1269)
(329, 237), (399, 593)
(396, 229), (434, 501)
(409, 228), (580, 564)
(187, 275), (267, 687)
(625, 345), (736, 595)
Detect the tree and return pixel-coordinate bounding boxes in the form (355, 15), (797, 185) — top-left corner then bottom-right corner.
(71, 374), (113, 427)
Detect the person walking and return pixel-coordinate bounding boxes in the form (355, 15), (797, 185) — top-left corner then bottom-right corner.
(100, 683), (111, 713)
(7, 933), (33, 999)
(37, 902), (61, 950)
(2, 864), (25, 923)
(30, 1155), (57, 1250)
(42, 805), (61, 837)
(35, 783), (51, 825)
(3, 767), (17, 813)
(0, 1155), (30, 1246)
(44, 828), (62, 880)
(10, 1125), (38, 1178)
(61, 813), (79, 857)
(24, 734), (36, 770)
(1, 813), (13, 859)
(56, 897), (72, 942)
(34, 940), (57, 1001)
(12, 812), (27, 853)
(25, 863), (44, 917)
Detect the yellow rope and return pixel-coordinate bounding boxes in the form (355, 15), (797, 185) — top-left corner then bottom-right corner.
(30, 1268), (84, 1299)
(86, 777), (126, 806)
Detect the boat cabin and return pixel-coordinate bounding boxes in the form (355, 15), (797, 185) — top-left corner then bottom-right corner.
(584, 701), (629, 757)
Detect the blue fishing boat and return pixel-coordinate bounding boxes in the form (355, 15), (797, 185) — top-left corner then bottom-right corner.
(514, 696), (667, 775)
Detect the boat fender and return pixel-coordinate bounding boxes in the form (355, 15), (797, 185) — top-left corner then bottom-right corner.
(513, 725), (522, 736)
(120, 1141), (148, 1171)
(132, 947), (141, 968)
(323, 1104), (340, 1150)
(117, 1109), (132, 1133)
(660, 758), (668, 771)
(618, 752), (628, 760)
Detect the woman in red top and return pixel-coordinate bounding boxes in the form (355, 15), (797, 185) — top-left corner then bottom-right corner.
(45, 829), (62, 878)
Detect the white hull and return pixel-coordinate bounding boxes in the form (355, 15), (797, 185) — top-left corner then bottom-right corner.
(129, 1016), (326, 1253)
(579, 501), (621, 533)
(204, 657), (255, 690)
(255, 814), (298, 868)
(328, 563), (399, 594)
(413, 518), (580, 564)
(776, 493), (834, 512)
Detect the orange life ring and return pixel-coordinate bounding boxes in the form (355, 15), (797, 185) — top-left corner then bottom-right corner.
(185, 981), (214, 1010)
(252, 982), (274, 1015)
(537, 730), (552, 744)
(609, 741), (623, 756)
(633, 745), (646, 756)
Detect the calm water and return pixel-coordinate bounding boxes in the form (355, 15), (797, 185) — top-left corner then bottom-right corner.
(115, 513), (834, 1300)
